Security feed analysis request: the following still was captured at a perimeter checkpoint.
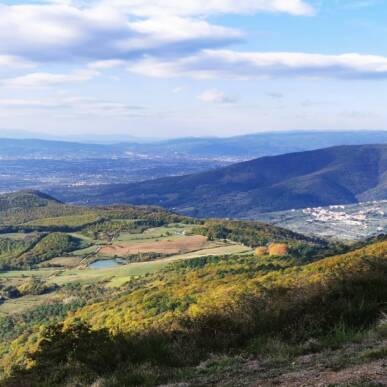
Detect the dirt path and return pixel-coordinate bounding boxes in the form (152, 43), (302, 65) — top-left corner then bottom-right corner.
(253, 359), (387, 386)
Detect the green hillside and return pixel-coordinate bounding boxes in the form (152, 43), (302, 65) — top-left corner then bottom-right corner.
(0, 191), (61, 211)
(0, 191), (96, 228)
(17, 233), (86, 267)
(0, 191), (385, 386)
(0, 237), (385, 386)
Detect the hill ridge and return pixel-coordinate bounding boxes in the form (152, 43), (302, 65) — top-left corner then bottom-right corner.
(48, 144), (387, 218)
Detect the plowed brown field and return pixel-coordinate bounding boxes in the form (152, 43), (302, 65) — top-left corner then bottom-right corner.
(99, 235), (209, 256)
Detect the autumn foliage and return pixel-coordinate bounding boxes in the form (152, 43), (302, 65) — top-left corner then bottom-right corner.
(268, 243), (289, 256)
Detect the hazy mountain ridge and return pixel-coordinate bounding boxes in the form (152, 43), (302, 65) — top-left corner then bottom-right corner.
(1, 131), (387, 196)
(1, 130), (387, 161)
(49, 144), (387, 218)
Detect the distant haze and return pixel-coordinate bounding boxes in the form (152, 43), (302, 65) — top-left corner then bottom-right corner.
(1, 130), (387, 195)
(0, 129), (387, 145)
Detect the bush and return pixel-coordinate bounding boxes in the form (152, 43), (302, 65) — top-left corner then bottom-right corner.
(268, 243), (289, 256)
(18, 278), (57, 296)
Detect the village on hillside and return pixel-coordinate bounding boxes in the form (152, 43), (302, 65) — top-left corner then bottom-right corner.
(257, 201), (387, 241)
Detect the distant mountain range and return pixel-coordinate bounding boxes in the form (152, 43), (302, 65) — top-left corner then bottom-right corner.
(49, 144), (387, 218)
(1, 130), (387, 161)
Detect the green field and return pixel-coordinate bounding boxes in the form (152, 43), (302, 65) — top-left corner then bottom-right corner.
(0, 292), (58, 317)
(0, 233), (31, 241)
(113, 224), (194, 243)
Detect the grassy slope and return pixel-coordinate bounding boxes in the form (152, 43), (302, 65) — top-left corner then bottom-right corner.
(3, 190), (385, 386)
(0, 239), (385, 386)
(61, 240), (386, 333)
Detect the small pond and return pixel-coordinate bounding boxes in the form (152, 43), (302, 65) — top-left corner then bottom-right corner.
(89, 259), (125, 269)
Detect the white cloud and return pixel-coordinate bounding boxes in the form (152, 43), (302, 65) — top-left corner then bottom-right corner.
(198, 88), (237, 103)
(0, 96), (145, 116)
(0, 0), (315, 70)
(102, 0), (315, 16)
(0, 3), (242, 64)
(0, 4), (128, 61)
(3, 69), (98, 87)
(87, 59), (126, 69)
(127, 50), (387, 80)
(0, 55), (35, 69)
(128, 15), (242, 47)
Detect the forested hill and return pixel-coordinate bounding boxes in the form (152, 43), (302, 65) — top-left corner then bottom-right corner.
(0, 190), (61, 211)
(50, 144), (387, 218)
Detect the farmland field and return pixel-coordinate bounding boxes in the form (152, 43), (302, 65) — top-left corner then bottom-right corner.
(0, 241), (251, 315)
(100, 235), (210, 256)
(0, 217), (252, 316)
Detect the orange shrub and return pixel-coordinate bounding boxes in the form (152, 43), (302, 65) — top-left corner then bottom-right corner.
(268, 243), (289, 256)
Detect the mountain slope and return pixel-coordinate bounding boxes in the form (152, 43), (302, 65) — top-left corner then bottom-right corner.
(122, 130), (387, 160)
(52, 144), (387, 218)
(2, 237), (386, 386)
(0, 190), (93, 227)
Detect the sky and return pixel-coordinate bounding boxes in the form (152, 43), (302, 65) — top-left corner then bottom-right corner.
(1, 0), (387, 140)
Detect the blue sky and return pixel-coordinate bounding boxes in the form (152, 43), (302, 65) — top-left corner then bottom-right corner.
(1, 0), (387, 140)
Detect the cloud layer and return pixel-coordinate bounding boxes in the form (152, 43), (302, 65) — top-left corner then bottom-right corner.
(103, 0), (315, 16)
(0, 95), (145, 116)
(3, 69), (98, 87)
(1, 0), (387, 86)
(127, 50), (387, 80)
(0, 3), (242, 63)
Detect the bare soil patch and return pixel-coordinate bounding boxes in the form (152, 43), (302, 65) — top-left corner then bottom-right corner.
(99, 235), (209, 257)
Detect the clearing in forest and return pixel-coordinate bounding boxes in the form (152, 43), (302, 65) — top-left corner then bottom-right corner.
(99, 235), (209, 256)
